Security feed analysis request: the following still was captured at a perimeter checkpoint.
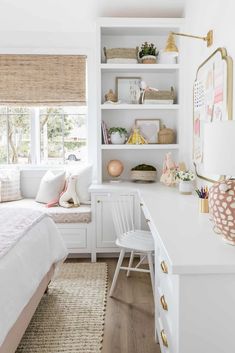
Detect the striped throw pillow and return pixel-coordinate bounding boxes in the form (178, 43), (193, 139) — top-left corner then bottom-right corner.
(0, 169), (22, 202)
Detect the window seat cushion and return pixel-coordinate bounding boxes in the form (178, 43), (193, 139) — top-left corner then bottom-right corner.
(0, 199), (91, 224)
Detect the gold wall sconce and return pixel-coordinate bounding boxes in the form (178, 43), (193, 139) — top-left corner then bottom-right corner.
(165, 30), (213, 52)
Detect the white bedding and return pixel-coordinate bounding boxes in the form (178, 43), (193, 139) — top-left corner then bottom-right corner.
(0, 214), (68, 346)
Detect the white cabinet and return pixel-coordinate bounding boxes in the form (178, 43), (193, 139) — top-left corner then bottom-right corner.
(95, 193), (118, 248)
(91, 187), (140, 253)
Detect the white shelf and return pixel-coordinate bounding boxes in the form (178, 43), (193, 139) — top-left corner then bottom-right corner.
(101, 104), (180, 110)
(101, 144), (179, 150)
(100, 64), (180, 73)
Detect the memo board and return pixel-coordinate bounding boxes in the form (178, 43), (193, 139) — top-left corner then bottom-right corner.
(193, 47), (233, 182)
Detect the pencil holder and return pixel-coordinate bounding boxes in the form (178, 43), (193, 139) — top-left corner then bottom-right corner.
(199, 198), (209, 213)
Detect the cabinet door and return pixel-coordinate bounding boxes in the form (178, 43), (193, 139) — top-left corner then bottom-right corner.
(95, 193), (136, 248)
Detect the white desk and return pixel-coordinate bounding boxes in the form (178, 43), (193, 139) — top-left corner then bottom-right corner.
(90, 182), (235, 353)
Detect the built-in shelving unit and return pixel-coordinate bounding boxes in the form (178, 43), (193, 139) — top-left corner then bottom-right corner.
(97, 17), (184, 182)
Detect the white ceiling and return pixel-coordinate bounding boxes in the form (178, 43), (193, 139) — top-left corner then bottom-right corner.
(0, 0), (185, 33)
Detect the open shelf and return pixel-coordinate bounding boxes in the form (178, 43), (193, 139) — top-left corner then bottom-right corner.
(101, 144), (179, 150)
(101, 104), (180, 110)
(100, 63), (180, 73)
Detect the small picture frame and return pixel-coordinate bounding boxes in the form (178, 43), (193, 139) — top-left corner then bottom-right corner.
(116, 77), (141, 104)
(135, 119), (160, 143)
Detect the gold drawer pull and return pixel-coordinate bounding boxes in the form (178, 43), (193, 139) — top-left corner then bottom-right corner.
(160, 260), (168, 274)
(145, 219), (150, 223)
(160, 295), (168, 311)
(161, 329), (168, 348)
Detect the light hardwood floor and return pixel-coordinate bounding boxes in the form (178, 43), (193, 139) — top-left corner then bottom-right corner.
(69, 258), (160, 353)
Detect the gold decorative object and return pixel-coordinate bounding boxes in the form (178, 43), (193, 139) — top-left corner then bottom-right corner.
(158, 125), (175, 144)
(164, 30), (213, 52)
(164, 33), (178, 52)
(104, 89), (117, 102)
(127, 128), (148, 144)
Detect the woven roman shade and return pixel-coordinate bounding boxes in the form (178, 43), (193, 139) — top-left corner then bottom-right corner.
(0, 55), (86, 105)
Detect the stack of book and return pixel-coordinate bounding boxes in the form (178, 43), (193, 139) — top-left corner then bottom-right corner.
(101, 121), (110, 144)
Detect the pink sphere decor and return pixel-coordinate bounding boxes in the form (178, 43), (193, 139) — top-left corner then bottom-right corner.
(209, 180), (235, 245)
(107, 160), (124, 178)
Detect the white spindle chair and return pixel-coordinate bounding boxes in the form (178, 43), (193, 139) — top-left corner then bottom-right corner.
(109, 194), (155, 297)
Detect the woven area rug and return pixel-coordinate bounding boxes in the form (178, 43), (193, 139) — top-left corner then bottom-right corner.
(16, 262), (108, 353)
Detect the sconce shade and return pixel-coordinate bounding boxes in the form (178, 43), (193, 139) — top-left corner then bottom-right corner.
(203, 121), (235, 176)
(164, 33), (179, 53)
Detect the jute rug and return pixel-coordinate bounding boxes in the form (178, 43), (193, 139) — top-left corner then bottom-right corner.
(16, 262), (108, 353)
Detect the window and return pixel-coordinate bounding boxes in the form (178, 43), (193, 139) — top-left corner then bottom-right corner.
(0, 106), (87, 165)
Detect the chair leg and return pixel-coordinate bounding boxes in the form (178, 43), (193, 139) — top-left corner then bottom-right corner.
(147, 252), (155, 298)
(109, 249), (125, 297)
(127, 251), (134, 277)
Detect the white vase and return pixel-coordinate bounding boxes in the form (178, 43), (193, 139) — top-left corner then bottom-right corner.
(110, 132), (126, 144)
(179, 180), (193, 195)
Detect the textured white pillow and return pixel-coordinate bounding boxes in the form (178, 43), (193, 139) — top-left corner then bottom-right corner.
(71, 165), (92, 204)
(0, 169), (22, 202)
(36, 170), (66, 204)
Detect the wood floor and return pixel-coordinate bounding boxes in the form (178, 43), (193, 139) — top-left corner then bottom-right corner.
(70, 257), (160, 353)
(101, 258), (160, 353)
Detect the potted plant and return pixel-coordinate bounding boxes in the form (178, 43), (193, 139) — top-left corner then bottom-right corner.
(176, 170), (195, 195)
(131, 164), (157, 182)
(138, 42), (159, 64)
(109, 127), (128, 144)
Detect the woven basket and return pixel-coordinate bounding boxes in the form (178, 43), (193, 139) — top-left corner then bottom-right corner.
(104, 47), (138, 60)
(158, 126), (175, 144)
(131, 170), (157, 182)
(144, 86), (175, 101)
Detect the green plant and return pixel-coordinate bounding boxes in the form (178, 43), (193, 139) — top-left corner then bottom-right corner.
(139, 42), (158, 58)
(131, 164), (156, 171)
(108, 127), (127, 137)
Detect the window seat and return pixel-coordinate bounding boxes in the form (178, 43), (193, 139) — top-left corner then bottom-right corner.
(0, 199), (91, 224)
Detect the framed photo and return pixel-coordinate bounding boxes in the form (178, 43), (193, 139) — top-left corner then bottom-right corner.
(135, 119), (160, 144)
(116, 77), (141, 104)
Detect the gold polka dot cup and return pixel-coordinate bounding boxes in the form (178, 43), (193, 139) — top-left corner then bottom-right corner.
(209, 180), (235, 245)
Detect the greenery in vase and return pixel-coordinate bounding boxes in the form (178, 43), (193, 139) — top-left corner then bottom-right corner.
(139, 42), (158, 58)
(176, 170), (195, 181)
(109, 127), (128, 137)
(131, 164), (156, 171)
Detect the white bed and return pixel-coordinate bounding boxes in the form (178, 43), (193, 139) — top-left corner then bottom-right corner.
(0, 208), (68, 353)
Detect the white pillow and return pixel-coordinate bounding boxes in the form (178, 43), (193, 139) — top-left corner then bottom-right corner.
(69, 165), (92, 204)
(36, 170), (66, 204)
(0, 169), (22, 202)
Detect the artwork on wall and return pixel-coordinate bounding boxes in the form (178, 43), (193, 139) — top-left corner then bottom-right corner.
(135, 119), (160, 143)
(116, 77), (141, 104)
(193, 47), (233, 181)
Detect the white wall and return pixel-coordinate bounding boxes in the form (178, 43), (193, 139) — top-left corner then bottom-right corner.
(182, 0), (235, 168)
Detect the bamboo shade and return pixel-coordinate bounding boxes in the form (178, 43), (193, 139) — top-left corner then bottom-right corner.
(0, 55), (87, 105)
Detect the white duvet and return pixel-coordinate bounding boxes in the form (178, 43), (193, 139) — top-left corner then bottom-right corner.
(0, 213), (68, 346)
